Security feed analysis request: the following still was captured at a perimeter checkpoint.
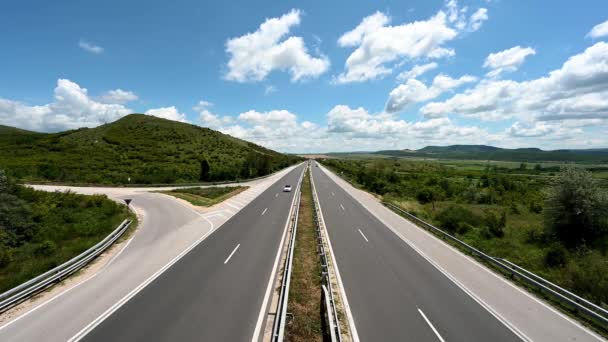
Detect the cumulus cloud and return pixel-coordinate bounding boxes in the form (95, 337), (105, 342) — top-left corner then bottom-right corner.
(225, 9), (330, 82)
(386, 74), (477, 113)
(396, 62), (438, 82)
(335, 1), (487, 83)
(483, 46), (536, 78)
(326, 104), (491, 143)
(79, 40), (104, 54)
(421, 42), (608, 124)
(98, 89), (138, 104)
(145, 106), (188, 122)
(0, 79), (131, 131)
(194, 101), (232, 129)
(587, 19), (608, 39)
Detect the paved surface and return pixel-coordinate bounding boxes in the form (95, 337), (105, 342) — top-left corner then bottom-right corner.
(312, 164), (521, 341)
(0, 164), (304, 342)
(313, 162), (604, 342)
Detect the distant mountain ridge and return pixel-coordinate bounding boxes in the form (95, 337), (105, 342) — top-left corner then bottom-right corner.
(370, 144), (608, 163)
(0, 114), (300, 184)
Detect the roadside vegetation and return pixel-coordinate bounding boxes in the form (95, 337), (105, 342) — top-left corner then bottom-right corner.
(0, 114), (301, 185)
(321, 158), (608, 312)
(0, 170), (133, 293)
(286, 169), (324, 341)
(160, 186), (247, 207)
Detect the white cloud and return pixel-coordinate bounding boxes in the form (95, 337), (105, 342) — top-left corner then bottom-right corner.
(264, 85), (277, 95)
(468, 8), (488, 32)
(337, 11), (390, 47)
(386, 74), (477, 113)
(194, 101), (233, 129)
(587, 19), (608, 39)
(483, 46), (536, 77)
(145, 106), (188, 122)
(79, 40), (104, 54)
(422, 42), (608, 122)
(225, 9), (330, 82)
(335, 1), (487, 83)
(396, 62), (438, 81)
(0, 79), (131, 132)
(98, 89), (138, 104)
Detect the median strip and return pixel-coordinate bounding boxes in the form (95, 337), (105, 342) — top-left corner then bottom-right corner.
(285, 167), (324, 341)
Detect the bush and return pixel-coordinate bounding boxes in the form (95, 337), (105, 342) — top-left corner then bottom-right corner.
(436, 205), (480, 234)
(544, 165), (608, 247)
(0, 247), (11, 268)
(484, 210), (506, 238)
(34, 240), (57, 257)
(544, 244), (567, 268)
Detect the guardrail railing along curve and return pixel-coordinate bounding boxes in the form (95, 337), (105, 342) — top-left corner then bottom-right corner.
(0, 219), (132, 314)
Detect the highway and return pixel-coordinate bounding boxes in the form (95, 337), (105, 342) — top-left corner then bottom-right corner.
(0, 164), (304, 342)
(312, 162), (604, 341)
(311, 163), (522, 341)
(78, 164), (305, 341)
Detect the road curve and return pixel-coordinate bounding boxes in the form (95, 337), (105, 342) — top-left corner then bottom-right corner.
(0, 164), (304, 342)
(78, 164), (306, 341)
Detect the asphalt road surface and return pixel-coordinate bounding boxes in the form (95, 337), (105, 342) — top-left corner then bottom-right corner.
(78, 164), (305, 342)
(311, 164), (523, 341)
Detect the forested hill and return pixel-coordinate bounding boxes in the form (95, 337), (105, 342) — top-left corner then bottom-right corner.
(0, 114), (300, 184)
(373, 145), (608, 163)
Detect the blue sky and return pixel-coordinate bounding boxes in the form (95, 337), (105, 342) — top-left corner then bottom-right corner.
(1, 0), (608, 152)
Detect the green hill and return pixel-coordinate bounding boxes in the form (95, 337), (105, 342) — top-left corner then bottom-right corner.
(0, 114), (300, 184)
(372, 145), (608, 163)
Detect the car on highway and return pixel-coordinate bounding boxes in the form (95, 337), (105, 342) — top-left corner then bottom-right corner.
(283, 185), (292, 192)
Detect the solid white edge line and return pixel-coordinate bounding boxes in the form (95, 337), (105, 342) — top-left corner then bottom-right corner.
(261, 208), (268, 216)
(310, 168), (360, 342)
(357, 229), (369, 243)
(251, 164), (306, 342)
(417, 307), (446, 342)
(0, 205), (141, 332)
(1, 164), (300, 337)
(67, 214), (217, 342)
(225, 201), (240, 210)
(224, 244), (240, 264)
(316, 165), (536, 342)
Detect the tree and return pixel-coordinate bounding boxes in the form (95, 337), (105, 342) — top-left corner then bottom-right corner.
(199, 159), (210, 181)
(417, 186), (444, 210)
(544, 165), (608, 247)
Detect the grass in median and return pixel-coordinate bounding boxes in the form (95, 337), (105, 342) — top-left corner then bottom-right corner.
(286, 169), (324, 342)
(159, 186), (248, 207)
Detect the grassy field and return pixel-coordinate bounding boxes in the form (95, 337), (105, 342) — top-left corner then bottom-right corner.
(160, 186), (248, 207)
(0, 114), (301, 184)
(286, 169), (324, 341)
(320, 157), (608, 319)
(0, 177), (134, 293)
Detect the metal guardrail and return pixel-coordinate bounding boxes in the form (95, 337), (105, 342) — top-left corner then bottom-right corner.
(0, 219), (132, 314)
(310, 168), (343, 342)
(383, 202), (608, 327)
(271, 168), (305, 342)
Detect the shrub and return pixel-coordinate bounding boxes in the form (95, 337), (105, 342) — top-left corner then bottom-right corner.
(544, 165), (608, 247)
(436, 205), (480, 234)
(34, 240), (57, 257)
(484, 210), (506, 238)
(544, 244), (567, 268)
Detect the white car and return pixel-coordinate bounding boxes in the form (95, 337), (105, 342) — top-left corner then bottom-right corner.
(283, 185), (292, 192)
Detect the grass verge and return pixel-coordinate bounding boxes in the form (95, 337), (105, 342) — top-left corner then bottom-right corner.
(159, 186), (248, 207)
(285, 169), (324, 341)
